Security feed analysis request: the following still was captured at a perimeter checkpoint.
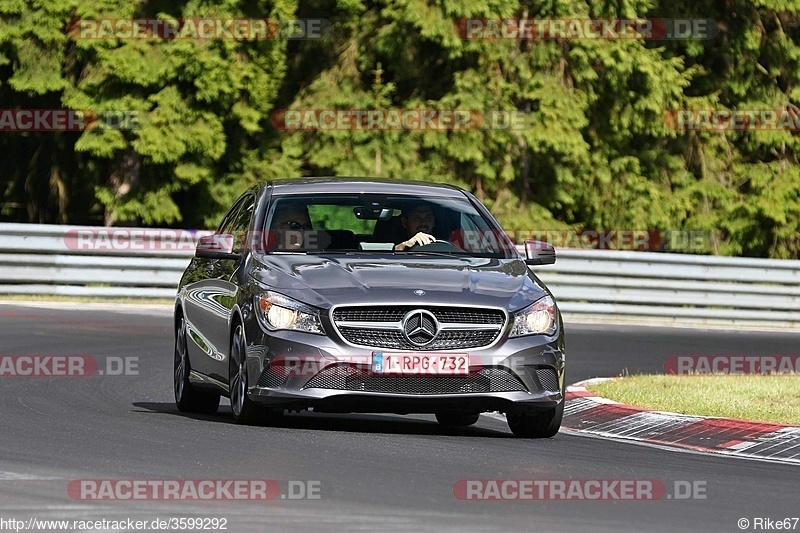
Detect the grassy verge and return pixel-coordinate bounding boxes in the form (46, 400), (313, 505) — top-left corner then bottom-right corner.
(587, 375), (800, 425)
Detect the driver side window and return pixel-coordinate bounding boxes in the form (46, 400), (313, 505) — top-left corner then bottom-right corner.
(230, 194), (255, 253)
(218, 199), (244, 235)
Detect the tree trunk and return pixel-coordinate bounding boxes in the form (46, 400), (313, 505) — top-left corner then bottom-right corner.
(104, 151), (142, 226)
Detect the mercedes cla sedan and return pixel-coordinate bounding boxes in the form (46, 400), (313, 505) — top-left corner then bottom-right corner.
(173, 178), (565, 437)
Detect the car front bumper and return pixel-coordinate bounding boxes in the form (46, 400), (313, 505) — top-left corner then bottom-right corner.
(243, 319), (565, 415)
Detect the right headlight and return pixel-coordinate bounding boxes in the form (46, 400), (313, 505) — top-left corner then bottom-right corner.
(255, 291), (325, 335)
(509, 295), (557, 337)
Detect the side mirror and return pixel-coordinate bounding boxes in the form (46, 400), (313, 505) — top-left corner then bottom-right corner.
(524, 240), (556, 266)
(195, 234), (240, 260)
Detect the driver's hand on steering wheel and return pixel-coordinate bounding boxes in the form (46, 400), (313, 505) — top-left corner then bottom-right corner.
(395, 232), (435, 250)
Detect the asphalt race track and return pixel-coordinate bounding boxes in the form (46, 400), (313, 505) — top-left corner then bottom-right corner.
(1, 303), (799, 532)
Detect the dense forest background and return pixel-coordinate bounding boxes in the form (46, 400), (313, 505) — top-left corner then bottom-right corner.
(1, 0), (799, 258)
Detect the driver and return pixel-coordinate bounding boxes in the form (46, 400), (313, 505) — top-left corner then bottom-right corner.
(395, 203), (436, 250)
(270, 202), (313, 249)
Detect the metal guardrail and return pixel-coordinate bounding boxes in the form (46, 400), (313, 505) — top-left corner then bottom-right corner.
(1, 223), (799, 327)
(0, 223), (203, 299)
(535, 250), (800, 326)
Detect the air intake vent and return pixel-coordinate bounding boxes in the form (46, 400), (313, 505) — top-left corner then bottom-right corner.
(535, 368), (560, 392)
(303, 366), (527, 394)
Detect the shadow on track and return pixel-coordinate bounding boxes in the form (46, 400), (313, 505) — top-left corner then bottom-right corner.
(132, 402), (511, 438)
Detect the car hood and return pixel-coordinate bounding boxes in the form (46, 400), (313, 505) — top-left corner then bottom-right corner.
(249, 254), (550, 311)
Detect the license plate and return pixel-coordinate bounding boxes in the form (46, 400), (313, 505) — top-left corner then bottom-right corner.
(372, 352), (469, 375)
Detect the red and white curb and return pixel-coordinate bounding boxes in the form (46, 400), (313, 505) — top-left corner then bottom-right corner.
(563, 378), (800, 465)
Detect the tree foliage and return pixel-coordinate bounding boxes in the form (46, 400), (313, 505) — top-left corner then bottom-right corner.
(1, 0), (799, 257)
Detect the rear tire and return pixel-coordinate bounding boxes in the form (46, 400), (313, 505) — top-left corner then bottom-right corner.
(174, 315), (220, 414)
(229, 322), (282, 426)
(435, 412), (480, 427)
(506, 400), (564, 438)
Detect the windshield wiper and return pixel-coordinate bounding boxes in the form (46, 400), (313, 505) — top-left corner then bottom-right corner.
(392, 251), (461, 258)
(304, 250), (356, 254)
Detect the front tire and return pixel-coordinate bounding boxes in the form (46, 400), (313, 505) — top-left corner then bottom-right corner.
(229, 322), (281, 425)
(174, 315), (220, 414)
(506, 400), (564, 438)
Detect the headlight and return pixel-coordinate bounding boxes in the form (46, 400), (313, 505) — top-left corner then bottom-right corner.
(509, 296), (557, 337)
(255, 292), (324, 335)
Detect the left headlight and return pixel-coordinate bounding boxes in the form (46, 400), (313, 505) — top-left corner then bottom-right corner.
(255, 291), (325, 335)
(509, 295), (558, 337)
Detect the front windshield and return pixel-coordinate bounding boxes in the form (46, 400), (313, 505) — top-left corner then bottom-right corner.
(262, 193), (516, 258)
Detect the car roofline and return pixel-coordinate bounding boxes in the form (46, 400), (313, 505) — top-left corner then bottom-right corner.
(264, 177), (467, 197)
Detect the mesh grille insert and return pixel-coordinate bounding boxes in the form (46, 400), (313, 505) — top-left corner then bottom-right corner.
(535, 368), (560, 392)
(332, 306), (506, 350)
(257, 366), (288, 388)
(303, 366), (527, 395)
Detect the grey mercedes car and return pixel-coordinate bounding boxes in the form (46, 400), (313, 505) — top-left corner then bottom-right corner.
(173, 178), (565, 437)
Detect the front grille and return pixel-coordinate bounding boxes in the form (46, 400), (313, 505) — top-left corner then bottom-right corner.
(338, 328), (498, 351)
(333, 308), (405, 322)
(332, 305), (505, 350)
(303, 365), (527, 394)
(433, 309), (505, 325)
(333, 306), (504, 325)
(535, 368), (560, 392)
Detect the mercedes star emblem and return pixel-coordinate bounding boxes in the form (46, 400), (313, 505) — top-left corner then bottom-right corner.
(402, 309), (439, 346)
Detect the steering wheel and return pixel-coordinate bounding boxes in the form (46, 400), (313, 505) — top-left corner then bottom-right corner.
(408, 239), (460, 252)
